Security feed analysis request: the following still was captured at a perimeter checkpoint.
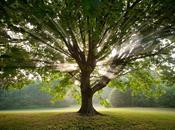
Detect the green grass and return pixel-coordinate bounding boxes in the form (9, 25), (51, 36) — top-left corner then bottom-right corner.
(0, 107), (175, 130)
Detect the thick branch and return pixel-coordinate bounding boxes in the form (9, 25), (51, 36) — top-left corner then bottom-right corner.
(128, 42), (174, 61)
(92, 76), (110, 93)
(92, 59), (125, 93)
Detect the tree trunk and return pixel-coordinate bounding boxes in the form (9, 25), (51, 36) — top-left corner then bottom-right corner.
(78, 87), (99, 116)
(77, 72), (99, 116)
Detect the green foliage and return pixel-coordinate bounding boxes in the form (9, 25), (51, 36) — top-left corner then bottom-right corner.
(1, 45), (34, 88)
(99, 99), (111, 107)
(93, 87), (112, 107)
(109, 68), (163, 97)
(39, 72), (74, 103)
(68, 86), (81, 104)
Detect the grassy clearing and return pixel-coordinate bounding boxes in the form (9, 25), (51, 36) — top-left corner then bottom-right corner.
(0, 107), (175, 130)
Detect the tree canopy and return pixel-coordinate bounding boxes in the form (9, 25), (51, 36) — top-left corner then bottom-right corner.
(0, 0), (175, 115)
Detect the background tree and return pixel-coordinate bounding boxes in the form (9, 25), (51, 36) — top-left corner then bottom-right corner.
(0, 0), (175, 115)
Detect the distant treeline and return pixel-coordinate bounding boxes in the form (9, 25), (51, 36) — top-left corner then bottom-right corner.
(1, 84), (175, 110)
(0, 86), (72, 110)
(109, 85), (175, 108)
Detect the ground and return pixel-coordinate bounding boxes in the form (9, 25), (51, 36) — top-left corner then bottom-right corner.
(0, 107), (175, 130)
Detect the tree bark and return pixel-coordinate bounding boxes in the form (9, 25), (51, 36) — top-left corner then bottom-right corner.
(77, 72), (99, 116)
(78, 87), (99, 116)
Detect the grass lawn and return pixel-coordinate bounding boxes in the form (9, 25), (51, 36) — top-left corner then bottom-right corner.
(0, 107), (175, 130)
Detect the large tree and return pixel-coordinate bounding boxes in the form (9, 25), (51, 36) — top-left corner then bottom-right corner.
(0, 0), (175, 115)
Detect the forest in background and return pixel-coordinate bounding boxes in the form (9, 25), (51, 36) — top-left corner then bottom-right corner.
(0, 84), (175, 110)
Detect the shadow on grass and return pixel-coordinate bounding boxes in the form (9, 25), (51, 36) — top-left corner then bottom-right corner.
(0, 112), (127, 130)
